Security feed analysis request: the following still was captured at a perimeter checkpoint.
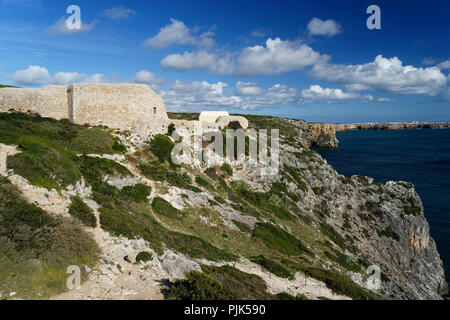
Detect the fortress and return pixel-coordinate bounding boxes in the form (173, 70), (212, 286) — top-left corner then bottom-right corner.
(0, 83), (247, 136)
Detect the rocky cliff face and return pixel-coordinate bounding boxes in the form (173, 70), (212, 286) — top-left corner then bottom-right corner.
(307, 123), (339, 148)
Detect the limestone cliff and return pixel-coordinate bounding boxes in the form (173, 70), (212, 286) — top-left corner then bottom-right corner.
(307, 123), (339, 148)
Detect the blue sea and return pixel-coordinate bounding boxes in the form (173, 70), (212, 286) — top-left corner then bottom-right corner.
(315, 128), (450, 285)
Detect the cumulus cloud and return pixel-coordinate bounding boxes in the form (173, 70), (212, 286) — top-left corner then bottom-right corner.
(437, 60), (450, 70)
(160, 37), (329, 76)
(301, 85), (358, 100)
(307, 18), (343, 37)
(301, 84), (388, 102)
(235, 81), (262, 96)
(310, 55), (448, 96)
(10, 66), (164, 88)
(102, 6), (137, 20)
(53, 72), (85, 84)
(161, 80), (302, 111)
(236, 38), (329, 76)
(11, 65), (52, 86)
(46, 16), (97, 35)
(161, 51), (218, 71)
(143, 18), (214, 50)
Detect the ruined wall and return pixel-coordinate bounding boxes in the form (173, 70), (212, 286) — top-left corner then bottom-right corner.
(70, 83), (168, 134)
(0, 86), (68, 119)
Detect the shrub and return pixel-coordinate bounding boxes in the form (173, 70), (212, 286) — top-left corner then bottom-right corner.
(250, 255), (292, 278)
(167, 123), (176, 137)
(135, 251), (153, 263)
(0, 177), (99, 299)
(119, 184), (151, 202)
(220, 163), (233, 176)
(204, 167), (219, 180)
(195, 176), (213, 190)
(149, 134), (175, 164)
(152, 197), (183, 219)
(231, 180), (252, 195)
(69, 196), (97, 228)
(71, 127), (119, 154)
(8, 136), (81, 190)
(320, 222), (346, 248)
(167, 270), (226, 300)
(252, 222), (312, 256)
(377, 227), (400, 241)
(232, 220), (253, 233)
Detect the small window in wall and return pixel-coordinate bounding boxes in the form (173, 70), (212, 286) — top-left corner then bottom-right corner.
(153, 107), (157, 115)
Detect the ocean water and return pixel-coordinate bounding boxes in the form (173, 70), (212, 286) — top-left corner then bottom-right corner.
(315, 128), (450, 285)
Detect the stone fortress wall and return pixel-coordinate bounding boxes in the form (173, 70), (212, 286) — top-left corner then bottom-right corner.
(68, 83), (168, 134)
(0, 83), (247, 136)
(0, 85), (69, 120)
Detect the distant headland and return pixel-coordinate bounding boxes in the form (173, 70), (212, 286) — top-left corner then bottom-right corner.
(335, 122), (450, 132)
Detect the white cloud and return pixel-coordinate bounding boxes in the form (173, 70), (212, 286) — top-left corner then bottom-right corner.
(46, 17), (97, 35)
(131, 70), (166, 91)
(310, 55), (448, 96)
(160, 37), (329, 76)
(102, 6), (137, 20)
(161, 80), (302, 111)
(10, 66), (152, 87)
(437, 60), (450, 70)
(54, 72), (85, 84)
(11, 65), (52, 86)
(300, 84), (388, 102)
(236, 38), (329, 76)
(161, 51), (218, 71)
(301, 85), (358, 100)
(235, 81), (262, 96)
(143, 18), (214, 50)
(307, 18), (342, 37)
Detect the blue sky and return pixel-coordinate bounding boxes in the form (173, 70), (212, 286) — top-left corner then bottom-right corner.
(0, 0), (449, 122)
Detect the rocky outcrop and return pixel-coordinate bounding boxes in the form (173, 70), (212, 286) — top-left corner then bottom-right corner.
(307, 123), (339, 148)
(335, 122), (450, 132)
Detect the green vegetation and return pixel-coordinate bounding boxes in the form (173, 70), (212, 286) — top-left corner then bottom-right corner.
(195, 176), (213, 190)
(250, 255), (292, 278)
(119, 184), (151, 202)
(149, 134), (175, 164)
(139, 160), (201, 193)
(71, 127), (126, 154)
(100, 202), (236, 261)
(296, 266), (381, 300)
(166, 265), (274, 300)
(0, 177), (99, 299)
(220, 163), (233, 176)
(135, 251), (153, 263)
(252, 223), (312, 256)
(69, 196), (97, 228)
(377, 227), (400, 241)
(152, 197), (183, 219)
(0, 112), (128, 191)
(320, 222), (346, 248)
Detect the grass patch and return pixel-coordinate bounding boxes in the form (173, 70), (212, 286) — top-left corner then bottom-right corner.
(252, 222), (312, 256)
(250, 255), (292, 278)
(119, 184), (151, 203)
(0, 177), (99, 299)
(69, 196), (97, 228)
(135, 251), (153, 263)
(152, 197), (183, 219)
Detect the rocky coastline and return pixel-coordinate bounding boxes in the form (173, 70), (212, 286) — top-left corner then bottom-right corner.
(335, 122), (450, 132)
